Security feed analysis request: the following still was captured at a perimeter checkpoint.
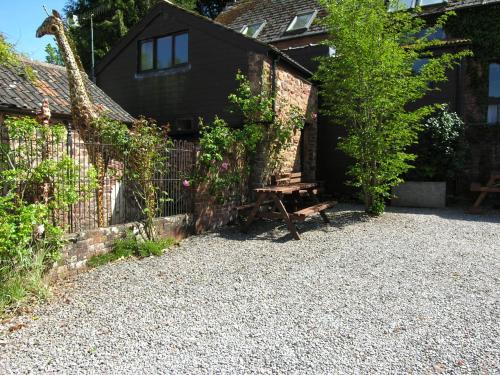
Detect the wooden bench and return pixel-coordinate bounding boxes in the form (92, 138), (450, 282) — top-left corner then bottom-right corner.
(469, 171), (500, 213)
(293, 201), (338, 222)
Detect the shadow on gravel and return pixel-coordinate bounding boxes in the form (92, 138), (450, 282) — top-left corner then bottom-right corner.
(219, 208), (371, 242)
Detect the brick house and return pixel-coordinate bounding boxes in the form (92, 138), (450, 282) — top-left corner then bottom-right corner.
(216, 0), (500, 197)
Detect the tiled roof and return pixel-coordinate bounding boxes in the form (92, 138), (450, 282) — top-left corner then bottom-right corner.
(0, 59), (134, 123)
(216, 0), (327, 43)
(216, 0), (500, 43)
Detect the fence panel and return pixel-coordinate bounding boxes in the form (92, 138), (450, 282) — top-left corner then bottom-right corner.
(1, 124), (196, 233)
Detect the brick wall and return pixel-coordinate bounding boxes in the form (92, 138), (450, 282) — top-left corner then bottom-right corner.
(48, 214), (193, 280)
(247, 53), (318, 190)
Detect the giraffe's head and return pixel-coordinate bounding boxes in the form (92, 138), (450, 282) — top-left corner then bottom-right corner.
(36, 10), (64, 38)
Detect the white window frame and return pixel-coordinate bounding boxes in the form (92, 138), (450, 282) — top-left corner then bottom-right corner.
(240, 21), (266, 38)
(388, 0), (446, 11)
(286, 10), (318, 32)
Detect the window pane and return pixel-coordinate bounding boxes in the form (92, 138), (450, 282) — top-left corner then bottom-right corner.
(389, 0), (413, 10)
(288, 12), (315, 31)
(413, 58), (429, 73)
(157, 36), (173, 69)
(140, 41), (153, 71)
(419, 0), (445, 6)
(174, 33), (189, 65)
(242, 23), (263, 38)
(487, 105), (499, 124)
(489, 63), (500, 98)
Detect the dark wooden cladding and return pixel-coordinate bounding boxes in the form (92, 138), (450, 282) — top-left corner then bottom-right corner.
(96, 4), (272, 135)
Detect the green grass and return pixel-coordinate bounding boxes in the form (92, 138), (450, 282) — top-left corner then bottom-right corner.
(0, 249), (51, 317)
(87, 235), (176, 269)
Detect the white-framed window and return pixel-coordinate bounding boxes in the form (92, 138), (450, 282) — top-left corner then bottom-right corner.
(388, 0), (446, 11)
(487, 63), (500, 125)
(286, 10), (317, 32)
(240, 22), (266, 38)
(419, 0), (447, 6)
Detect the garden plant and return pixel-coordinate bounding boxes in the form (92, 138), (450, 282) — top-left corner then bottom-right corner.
(316, 0), (471, 215)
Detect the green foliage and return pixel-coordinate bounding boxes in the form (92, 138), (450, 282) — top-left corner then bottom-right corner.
(315, 0), (471, 215)
(64, 0), (231, 72)
(87, 233), (175, 268)
(44, 43), (65, 66)
(408, 105), (466, 181)
(0, 33), (36, 81)
(92, 116), (171, 240)
(195, 72), (305, 202)
(0, 116), (90, 314)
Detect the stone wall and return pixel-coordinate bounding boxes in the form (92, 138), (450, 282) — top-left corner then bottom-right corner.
(48, 214), (193, 280)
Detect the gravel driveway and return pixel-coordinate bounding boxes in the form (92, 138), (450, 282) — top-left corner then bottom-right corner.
(1, 204), (499, 374)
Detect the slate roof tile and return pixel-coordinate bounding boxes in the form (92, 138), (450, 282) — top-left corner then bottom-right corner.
(0, 59), (134, 123)
(216, 0), (500, 43)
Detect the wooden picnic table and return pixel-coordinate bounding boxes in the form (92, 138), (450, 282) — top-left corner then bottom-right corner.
(242, 182), (336, 240)
(470, 171), (500, 213)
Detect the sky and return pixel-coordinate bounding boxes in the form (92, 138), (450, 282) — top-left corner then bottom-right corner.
(1, 0), (67, 62)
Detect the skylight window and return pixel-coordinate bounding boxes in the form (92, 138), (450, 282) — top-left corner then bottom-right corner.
(388, 0), (447, 11)
(286, 11), (317, 32)
(241, 22), (266, 38)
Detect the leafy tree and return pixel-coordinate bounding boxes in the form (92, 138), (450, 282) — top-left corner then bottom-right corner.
(44, 43), (64, 66)
(0, 33), (36, 80)
(64, 0), (231, 72)
(315, 0), (471, 215)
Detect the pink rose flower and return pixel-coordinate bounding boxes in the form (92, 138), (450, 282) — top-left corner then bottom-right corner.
(221, 162), (229, 171)
(182, 180), (190, 188)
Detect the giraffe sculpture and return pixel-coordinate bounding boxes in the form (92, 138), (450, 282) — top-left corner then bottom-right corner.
(37, 10), (106, 227)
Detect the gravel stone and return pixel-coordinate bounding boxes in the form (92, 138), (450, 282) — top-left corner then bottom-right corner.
(1, 204), (499, 374)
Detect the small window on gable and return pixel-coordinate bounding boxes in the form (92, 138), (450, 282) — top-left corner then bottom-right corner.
(286, 11), (317, 33)
(487, 63), (500, 124)
(241, 22), (266, 38)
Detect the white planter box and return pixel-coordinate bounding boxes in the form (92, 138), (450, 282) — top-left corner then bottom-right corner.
(391, 181), (446, 208)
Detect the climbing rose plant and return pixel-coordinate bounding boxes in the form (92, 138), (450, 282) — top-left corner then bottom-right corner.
(194, 72), (306, 202)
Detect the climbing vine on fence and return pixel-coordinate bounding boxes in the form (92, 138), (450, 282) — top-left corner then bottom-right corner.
(92, 116), (171, 241)
(194, 72), (305, 202)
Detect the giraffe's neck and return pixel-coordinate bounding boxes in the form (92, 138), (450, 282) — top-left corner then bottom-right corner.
(54, 24), (96, 126)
